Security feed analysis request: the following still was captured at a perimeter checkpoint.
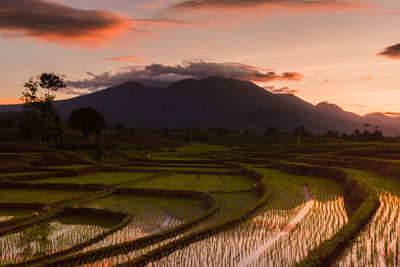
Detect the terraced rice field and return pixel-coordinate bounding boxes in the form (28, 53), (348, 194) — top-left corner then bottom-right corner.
(30, 172), (157, 185)
(123, 166), (230, 173)
(0, 209), (34, 222)
(78, 194), (206, 251)
(0, 189), (89, 203)
(3, 142), (400, 266)
(152, 168), (347, 266)
(131, 173), (254, 192)
(334, 169), (400, 266)
(0, 216), (110, 264)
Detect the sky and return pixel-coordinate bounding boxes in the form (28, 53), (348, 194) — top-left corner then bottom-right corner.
(1, 0), (400, 116)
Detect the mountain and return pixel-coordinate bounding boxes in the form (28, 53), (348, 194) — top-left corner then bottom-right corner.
(1, 77), (399, 135)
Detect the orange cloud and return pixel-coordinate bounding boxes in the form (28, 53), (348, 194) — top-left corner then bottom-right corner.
(378, 43), (400, 59)
(364, 76), (372, 80)
(0, 0), (131, 46)
(103, 56), (144, 63)
(264, 85), (298, 94)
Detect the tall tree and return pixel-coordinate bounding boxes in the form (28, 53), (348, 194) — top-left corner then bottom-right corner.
(19, 73), (66, 142)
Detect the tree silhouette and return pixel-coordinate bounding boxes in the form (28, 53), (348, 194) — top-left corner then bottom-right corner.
(115, 123), (125, 132)
(292, 126), (311, 143)
(19, 73), (66, 142)
(69, 107), (105, 141)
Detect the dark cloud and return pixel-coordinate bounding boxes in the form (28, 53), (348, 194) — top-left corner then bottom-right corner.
(166, 0), (370, 11)
(0, 0), (131, 45)
(65, 60), (303, 95)
(264, 85), (298, 94)
(378, 43), (400, 59)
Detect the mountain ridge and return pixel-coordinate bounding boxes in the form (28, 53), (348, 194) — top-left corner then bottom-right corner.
(0, 77), (399, 135)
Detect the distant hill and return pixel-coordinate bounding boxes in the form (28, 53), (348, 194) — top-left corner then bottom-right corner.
(1, 77), (399, 135)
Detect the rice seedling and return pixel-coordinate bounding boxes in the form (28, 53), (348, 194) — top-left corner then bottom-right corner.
(0, 208), (35, 222)
(0, 189), (89, 203)
(334, 169), (400, 266)
(74, 191), (259, 266)
(30, 172), (155, 185)
(4, 143), (397, 266)
(39, 165), (94, 170)
(0, 216), (109, 264)
(130, 174), (203, 190)
(77, 194), (206, 252)
(128, 172), (253, 192)
(124, 166), (230, 172)
(149, 168), (346, 266)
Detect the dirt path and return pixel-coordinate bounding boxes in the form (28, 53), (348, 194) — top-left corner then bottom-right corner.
(237, 187), (314, 267)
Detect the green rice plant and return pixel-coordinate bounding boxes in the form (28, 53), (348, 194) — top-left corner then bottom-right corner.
(0, 217), (109, 264)
(76, 194), (206, 253)
(0, 189), (89, 203)
(129, 173), (254, 192)
(30, 172), (156, 185)
(129, 174), (200, 190)
(76, 191), (259, 266)
(334, 169), (400, 266)
(39, 165), (93, 170)
(216, 175), (255, 191)
(122, 166), (230, 172)
(0, 208), (35, 223)
(149, 170), (346, 267)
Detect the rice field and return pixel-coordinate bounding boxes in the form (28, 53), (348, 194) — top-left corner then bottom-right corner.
(150, 168), (347, 267)
(0, 189), (90, 203)
(0, 208), (35, 222)
(77, 194), (206, 252)
(334, 169), (400, 266)
(0, 216), (109, 264)
(123, 166), (230, 173)
(3, 142), (400, 266)
(30, 172), (157, 185)
(130, 173), (254, 192)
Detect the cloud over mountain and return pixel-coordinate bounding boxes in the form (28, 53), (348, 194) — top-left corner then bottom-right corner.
(0, 0), (131, 45)
(66, 60), (303, 94)
(264, 85), (298, 94)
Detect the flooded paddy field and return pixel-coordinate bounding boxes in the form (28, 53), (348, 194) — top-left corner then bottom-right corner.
(2, 142), (400, 266)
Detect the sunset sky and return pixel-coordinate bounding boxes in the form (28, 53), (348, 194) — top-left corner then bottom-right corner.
(1, 0), (400, 116)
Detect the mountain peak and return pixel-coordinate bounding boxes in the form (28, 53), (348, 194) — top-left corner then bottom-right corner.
(316, 101), (343, 112)
(168, 76), (259, 87)
(364, 112), (389, 119)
